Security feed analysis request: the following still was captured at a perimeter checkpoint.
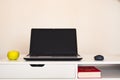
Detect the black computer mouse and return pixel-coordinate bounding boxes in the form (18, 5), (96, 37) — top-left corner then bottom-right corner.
(94, 55), (104, 61)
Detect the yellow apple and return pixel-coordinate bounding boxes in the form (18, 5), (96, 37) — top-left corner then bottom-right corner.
(7, 50), (20, 60)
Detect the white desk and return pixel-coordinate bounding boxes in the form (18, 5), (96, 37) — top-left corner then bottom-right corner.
(0, 54), (120, 80)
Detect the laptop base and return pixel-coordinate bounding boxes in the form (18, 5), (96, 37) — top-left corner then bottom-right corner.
(24, 57), (82, 61)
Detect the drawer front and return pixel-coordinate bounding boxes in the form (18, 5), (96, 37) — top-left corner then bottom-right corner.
(0, 64), (76, 79)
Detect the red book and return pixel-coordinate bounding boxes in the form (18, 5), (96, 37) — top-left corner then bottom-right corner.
(78, 66), (101, 79)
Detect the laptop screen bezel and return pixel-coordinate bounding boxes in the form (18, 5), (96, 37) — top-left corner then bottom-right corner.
(29, 28), (78, 56)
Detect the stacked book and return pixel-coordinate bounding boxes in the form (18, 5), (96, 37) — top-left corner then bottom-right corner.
(78, 66), (101, 79)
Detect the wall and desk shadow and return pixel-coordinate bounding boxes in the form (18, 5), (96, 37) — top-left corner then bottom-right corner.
(0, 0), (120, 58)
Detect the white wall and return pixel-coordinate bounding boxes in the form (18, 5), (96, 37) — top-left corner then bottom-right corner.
(0, 0), (120, 57)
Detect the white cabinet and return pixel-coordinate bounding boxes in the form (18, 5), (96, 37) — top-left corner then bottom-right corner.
(1, 54), (120, 80)
(0, 64), (76, 79)
(76, 54), (120, 80)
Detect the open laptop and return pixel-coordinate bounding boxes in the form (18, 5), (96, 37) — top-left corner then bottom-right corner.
(24, 28), (82, 61)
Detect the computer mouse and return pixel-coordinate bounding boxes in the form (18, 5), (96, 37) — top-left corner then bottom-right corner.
(94, 55), (104, 61)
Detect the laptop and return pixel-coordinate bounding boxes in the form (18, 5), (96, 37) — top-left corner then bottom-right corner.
(24, 28), (82, 61)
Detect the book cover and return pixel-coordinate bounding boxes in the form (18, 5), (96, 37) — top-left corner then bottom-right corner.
(78, 66), (101, 79)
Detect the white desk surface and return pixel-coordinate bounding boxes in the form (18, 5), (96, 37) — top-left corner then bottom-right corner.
(0, 54), (120, 64)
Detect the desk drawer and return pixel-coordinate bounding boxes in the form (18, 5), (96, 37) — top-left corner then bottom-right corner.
(0, 64), (76, 79)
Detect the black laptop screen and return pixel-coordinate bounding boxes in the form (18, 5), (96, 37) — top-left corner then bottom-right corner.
(30, 29), (78, 56)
